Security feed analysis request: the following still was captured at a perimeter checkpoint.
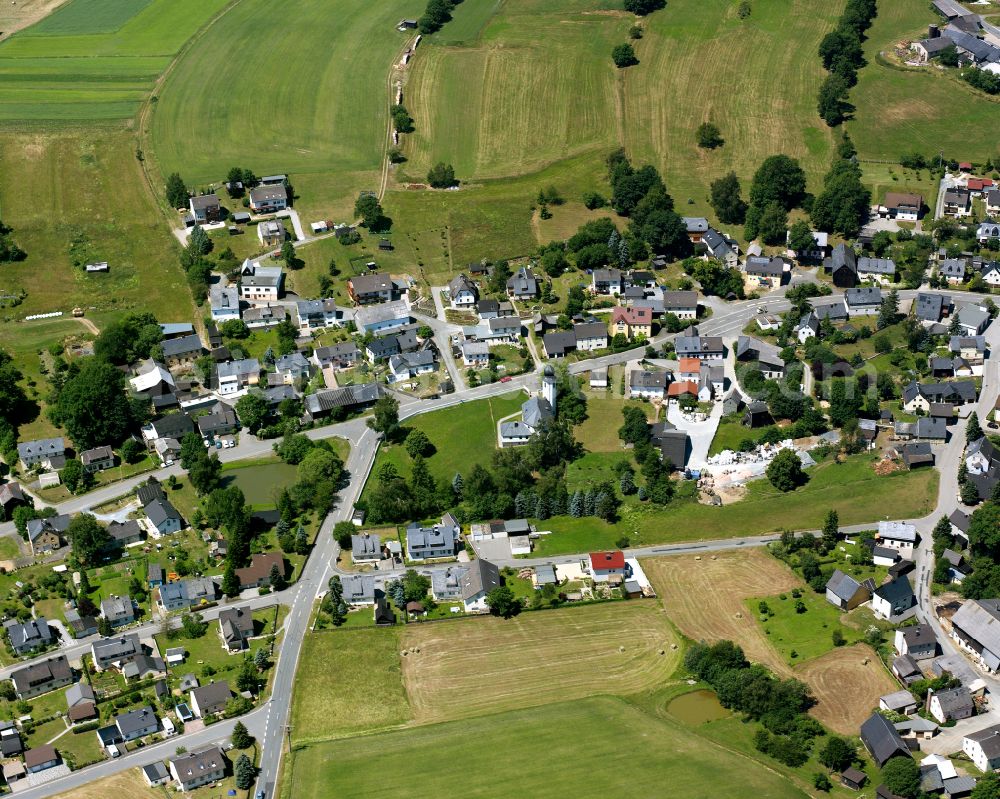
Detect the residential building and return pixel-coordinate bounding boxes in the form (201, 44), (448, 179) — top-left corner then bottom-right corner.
(100, 595), (135, 627)
(915, 293), (947, 323)
(189, 681), (231, 718)
(218, 607), (254, 652)
(161, 334), (203, 364)
(703, 228), (739, 268)
(574, 321), (608, 352)
(239, 260), (284, 302)
(541, 330), (577, 359)
(661, 290), (698, 320)
(591, 268), (622, 295)
(142, 762), (171, 788)
(857, 257), (896, 283)
(883, 192), (923, 221)
(745, 255), (787, 284)
(950, 599), (1000, 672)
(169, 746), (227, 791)
(956, 303), (990, 336)
(460, 558), (501, 611)
(347, 272), (394, 305)
(17, 437), (65, 470)
(844, 285), (883, 316)
(943, 187), (972, 217)
(351, 533), (381, 564)
(825, 570), (871, 610)
(146, 499), (183, 536)
(977, 222), (1000, 245)
(294, 298), (342, 332)
(460, 340), (490, 367)
(895, 624), (937, 660)
(235, 551), (285, 590)
(929, 686), (975, 723)
(274, 351), (311, 384)
(871, 575), (917, 622)
(431, 566), (467, 601)
(388, 350), (436, 382)
(248, 184), (288, 213)
(861, 712), (910, 766)
(878, 520), (917, 559)
(682, 217), (709, 244)
(354, 299), (410, 334)
(0, 481), (26, 516)
(11, 655), (73, 699)
(115, 706), (158, 741)
(209, 284), (240, 321)
(825, 244), (858, 288)
(611, 306), (652, 339)
(589, 550), (626, 582)
(963, 724), (1000, 772)
(313, 342), (360, 370)
(406, 518), (457, 561)
(940, 258), (967, 284)
(5, 618), (54, 655)
(880, 690), (918, 715)
(27, 514), (69, 555)
(675, 327), (724, 360)
(197, 403), (239, 439)
(341, 573), (378, 606)
(506, 266), (538, 299)
(91, 634), (141, 671)
(188, 194), (220, 223)
(628, 369), (667, 400)
(448, 274), (478, 307)
(157, 578), (216, 612)
(24, 745), (60, 774)
(302, 382), (381, 423)
(735, 336), (785, 379)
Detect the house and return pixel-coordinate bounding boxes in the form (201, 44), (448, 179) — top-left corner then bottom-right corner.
(5, 619), (54, 656)
(161, 333), (204, 364)
(235, 551), (285, 590)
(628, 369), (667, 400)
(745, 255), (787, 284)
(169, 746), (227, 792)
(675, 329), (724, 360)
(884, 192), (923, 221)
(942, 549), (971, 583)
(592, 268), (622, 295)
(65, 682), (95, 716)
(987, 190), (1000, 215)
(650, 421), (689, 469)
(893, 653), (924, 686)
(374, 597), (396, 626)
(106, 519), (145, 549)
(294, 298), (342, 332)
(17, 437), (65, 470)
(313, 342), (360, 370)
(0, 481), (26, 516)
(574, 321), (608, 352)
(916, 293), (946, 323)
(963, 724), (1000, 772)
(24, 744), (60, 774)
(348, 272), (394, 305)
(788, 229), (829, 260)
(841, 767), (868, 791)
(950, 599), (1000, 672)
(157, 577), (216, 611)
(916, 416), (948, 442)
(977, 222), (1000, 245)
(825, 569), (871, 610)
(351, 533), (381, 564)
(980, 260), (1000, 287)
(461, 340), (490, 367)
(880, 689), (919, 715)
(861, 712), (911, 766)
(190, 680), (231, 718)
(27, 515), (69, 555)
(872, 575), (917, 622)
(216, 358), (261, 395)
(100, 595), (135, 627)
(661, 290), (698, 320)
(858, 257), (896, 283)
(589, 550), (626, 582)
(209, 284), (240, 322)
(703, 228), (739, 268)
(388, 350), (436, 382)
(879, 520), (917, 559)
(944, 187), (972, 216)
(611, 306), (653, 339)
(683, 217), (709, 244)
(506, 266), (538, 299)
(967, 437), (999, 475)
(341, 573), (378, 606)
(955, 303), (990, 336)
(448, 274), (478, 308)
(122, 653), (165, 683)
(542, 330), (577, 359)
(274, 351), (311, 384)
(197, 403), (239, 439)
(188, 194), (220, 223)
(91, 634), (141, 671)
(735, 336), (785, 378)
(142, 762), (171, 788)
(896, 624), (937, 660)
(302, 382), (381, 422)
(146, 499), (183, 536)
(844, 285), (883, 316)
(243, 303), (287, 329)
(239, 260), (284, 302)
(742, 400), (772, 428)
(795, 311), (820, 344)
(354, 299), (410, 334)
(11, 655), (73, 699)
(950, 510), (971, 548)
(929, 686), (975, 723)
(0, 722), (22, 758)
(248, 184), (288, 213)
(940, 258), (967, 284)
(460, 558), (501, 611)
(115, 706), (158, 741)
(406, 517), (457, 561)
(825, 244), (858, 288)
(218, 607), (254, 652)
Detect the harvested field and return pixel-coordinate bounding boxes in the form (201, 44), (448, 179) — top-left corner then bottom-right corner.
(52, 769), (162, 799)
(642, 550), (800, 675)
(400, 601), (679, 723)
(794, 643), (895, 735)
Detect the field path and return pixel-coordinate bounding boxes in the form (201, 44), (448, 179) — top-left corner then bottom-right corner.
(74, 317), (99, 336)
(379, 35), (421, 201)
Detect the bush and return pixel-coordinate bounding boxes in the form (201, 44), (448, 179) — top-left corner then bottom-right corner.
(427, 163), (457, 189)
(612, 43), (638, 68)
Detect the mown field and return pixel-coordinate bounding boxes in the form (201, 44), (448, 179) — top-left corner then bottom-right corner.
(848, 0), (1000, 163)
(150, 0), (422, 206)
(0, 0), (231, 121)
(287, 696), (809, 799)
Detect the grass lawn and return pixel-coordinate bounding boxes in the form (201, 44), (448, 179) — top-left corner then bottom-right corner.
(286, 696), (808, 799)
(750, 589), (855, 665)
(23, 717), (65, 749)
(574, 396), (655, 453)
(709, 417), (771, 456)
(534, 454), (938, 555)
(566, 450), (629, 491)
(847, 0), (1000, 163)
(360, 391), (524, 504)
(222, 460), (299, 509)
(291, 628), (410, 745)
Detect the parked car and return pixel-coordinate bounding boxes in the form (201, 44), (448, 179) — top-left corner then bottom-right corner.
(500, 376), (512, 383)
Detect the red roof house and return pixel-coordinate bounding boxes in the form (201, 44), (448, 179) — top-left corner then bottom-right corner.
(959, 162), (973, 172)
(589, 550), (626, 581)
(667, 380), (698, 398)
(969, 178), (994, 192)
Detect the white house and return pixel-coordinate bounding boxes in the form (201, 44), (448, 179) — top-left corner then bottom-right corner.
(662, 291), (698, 320)
(461, 340), (490, 367)
(878, 520), (917, 559)
(209, 284), (240, 322)
(963, 724), (1000, 773)
(589, 551), (626, 583)
(460, 559), (500, 612)
(239, 260), (284, 302)
(871, 575), (917, 622)
(448, 274), (478, 308)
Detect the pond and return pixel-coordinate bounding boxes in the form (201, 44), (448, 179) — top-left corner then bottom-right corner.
(667, 690), (730, 724)
(224, 462), (299, 506)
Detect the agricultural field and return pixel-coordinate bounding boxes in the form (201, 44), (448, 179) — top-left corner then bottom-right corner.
(399, 601), (678, 723)
(797, 644), (896, 735)
(150, 0), (423, 199)
(0, 0), (231, 121)
(51, 768), (166, 799)
(286, 696), (809, 799)
(848, 0), (1000, 163)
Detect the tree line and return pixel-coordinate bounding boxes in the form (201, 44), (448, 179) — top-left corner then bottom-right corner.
(816, 0), (877, 126)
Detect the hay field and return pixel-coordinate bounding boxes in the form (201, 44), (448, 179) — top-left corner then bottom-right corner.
(151, 0), (422, 187)
(400, 602), (679, 723)
(795, 644), (895, 735)
(286, 697), (809, 799)
(52, 769), (164, 799)
(642, 550), (800, 674)
(0, 0), (230, 121)
(402, 0), (628, 180)
(847, 0), (1000, 162)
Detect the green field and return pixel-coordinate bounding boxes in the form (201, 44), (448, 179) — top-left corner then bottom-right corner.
(150, 0), (422, 204)
(0, 0), (232, 120)
(287, 697), (809, 799)
(848, 0), (1000, 162)
(535, 454), (938, 554)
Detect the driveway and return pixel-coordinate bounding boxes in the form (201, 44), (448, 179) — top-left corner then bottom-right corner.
(666, 401), (722, 470)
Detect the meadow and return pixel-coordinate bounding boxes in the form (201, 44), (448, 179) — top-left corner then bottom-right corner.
(287, 696), (809, 799)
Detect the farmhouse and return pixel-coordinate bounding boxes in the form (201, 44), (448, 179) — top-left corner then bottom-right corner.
(929, 686), (974, 723)
(248, 184), (288, 213)
(950, 599), (1000, 672)
(963, 724), (1000, 772)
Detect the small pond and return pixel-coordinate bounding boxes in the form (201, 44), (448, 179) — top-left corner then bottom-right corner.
(667, 690), (731, 724)
(224, 462), (299, 505)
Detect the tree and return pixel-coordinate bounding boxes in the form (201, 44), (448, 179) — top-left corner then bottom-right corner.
(968, 502), (1000, 556)
(755, 202), (788, 245)
(405, 429), (433, 458)
(67, 514), (109, 568)
(485, 585), (522, 618)
(962, 479), (982, 506)
(623, 0), (665, 13)
(813, 773), (832, 792)
(878, 288), (900, 330)
(222, 561), (240, 598)
(97, 616), (113, 637)
(811, 158), (871, 238)
(787, 220), (816, 255)
(235, 392), (269, 433)
(427, 163), (457, 189)
(612, 43), (638, 67)
(967, 411), (983, 444)
(696, 122), (724, 149)
(354, 194), (387, 231)
(231, 720), (252, 749)
(280, 241), (296, 269)
(881, 756), (920, 799)
(710, 172), (747, 224)
(368, 395), (400, 439)
(821, 509), (839, 548)
(817, 73), (852, 126)
(819, 736), (855, 771)
(53, 360), (135, 449)
(766, 449), (807, 492)
(267, 562), (286, 592)
(939, 43), (960, 68)
(181, 612), (208, 638)
(275, 432), (314, 465)
(60, 459), (90, 494)
(748, 154), (806, 211)
(295, 447), (344, 513)
(234, 753), (255, 789)
(165, 173), (188, 208)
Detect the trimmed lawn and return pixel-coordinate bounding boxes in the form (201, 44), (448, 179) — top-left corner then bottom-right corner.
(709, 418), (771, 456)
(287, 696), (808, 799)
(49, 724), (103, 767)
(291, 628), (410, 745)
(566, 450), (629, 491)
(222, 460), (299, 509)
(750, 589), (855, 665)
(574, 396), (655, 453)
(534, 454), (938, 555)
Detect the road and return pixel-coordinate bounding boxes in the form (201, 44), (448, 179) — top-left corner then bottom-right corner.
(8, 284), (995, 798)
